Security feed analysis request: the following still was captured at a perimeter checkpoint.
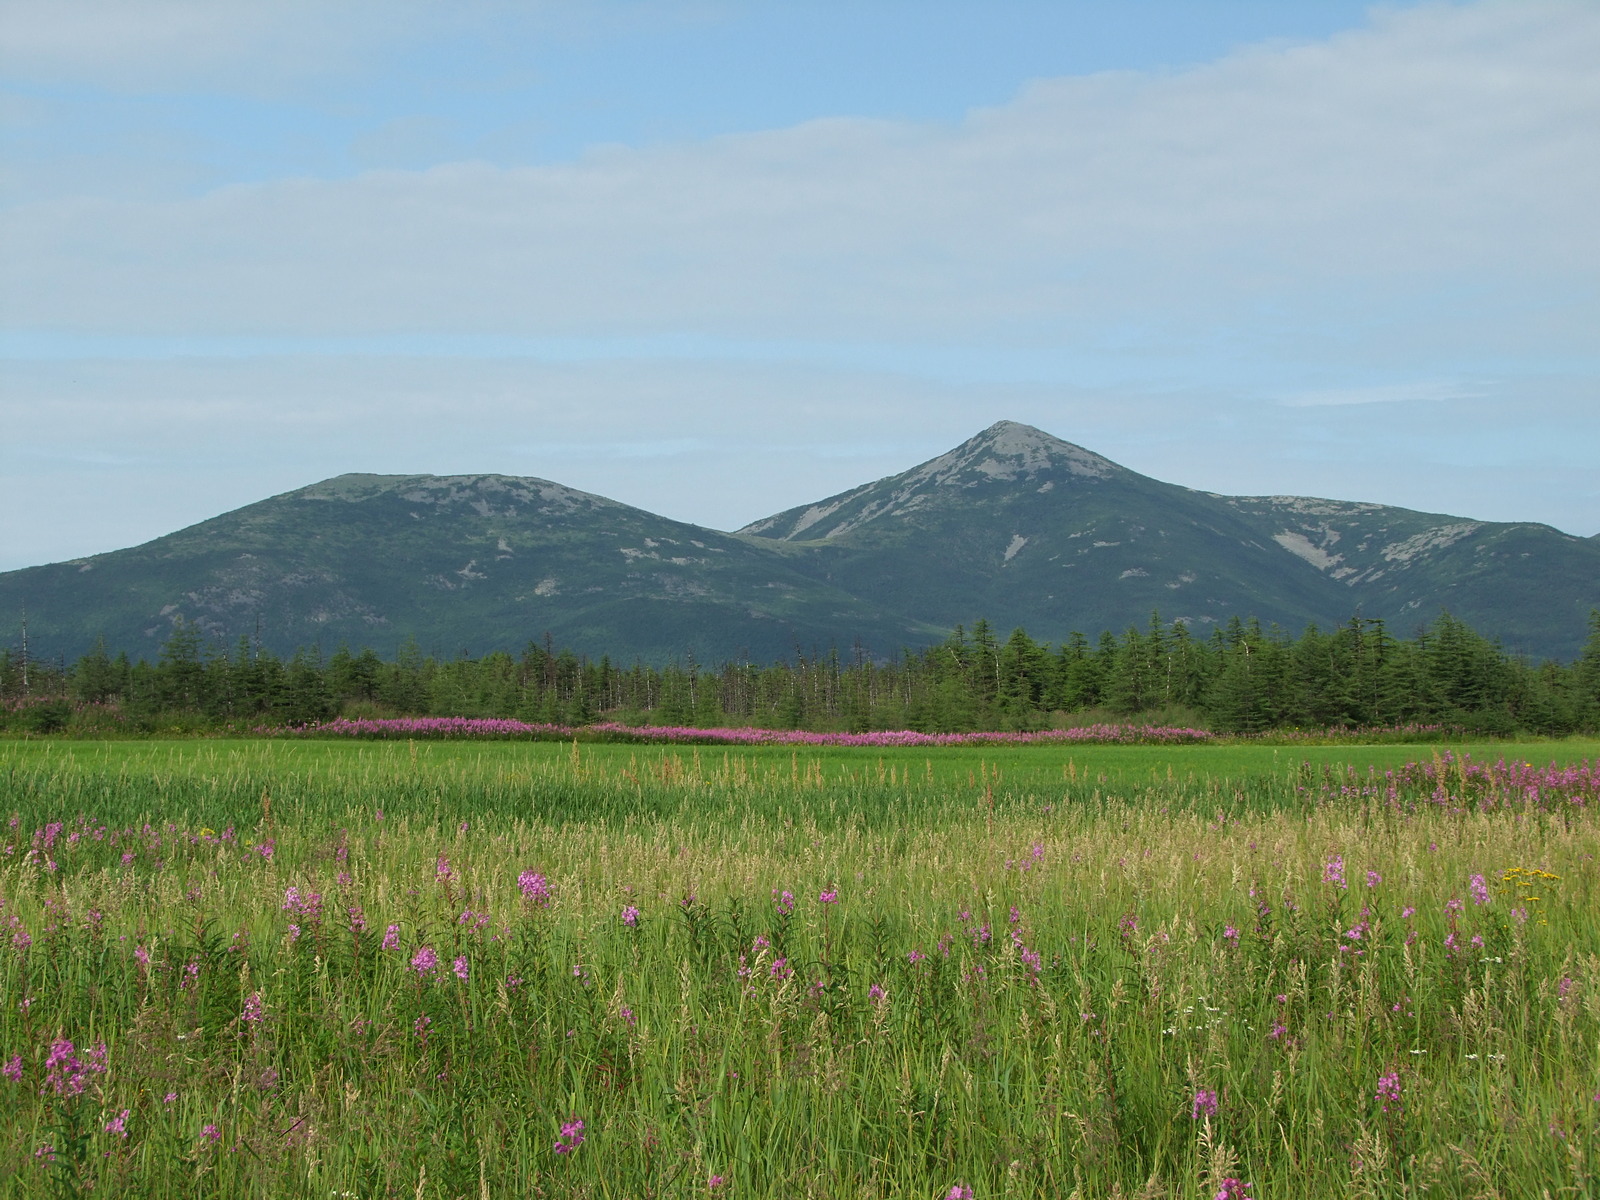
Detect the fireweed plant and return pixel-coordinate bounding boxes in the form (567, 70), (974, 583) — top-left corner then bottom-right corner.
(0, 741), (1597, 1196)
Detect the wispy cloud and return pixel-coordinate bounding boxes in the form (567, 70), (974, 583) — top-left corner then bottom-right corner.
(0, 1), (680, 93)
(3, 2), (1598, 564)
(4, 2), (1596, 362)
(1279, 380), (1487, 408)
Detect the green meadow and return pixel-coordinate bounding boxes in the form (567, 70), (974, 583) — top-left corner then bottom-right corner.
(2, 736), (1598, 1197)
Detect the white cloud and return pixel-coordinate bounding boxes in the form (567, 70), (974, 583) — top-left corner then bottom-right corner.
(1280, 380), (1485, 407)
(2, 1), (1595, 364)
(0, 1), (720, 96)
(4, 2), (1599, 566)
(0, 0), (381, 90)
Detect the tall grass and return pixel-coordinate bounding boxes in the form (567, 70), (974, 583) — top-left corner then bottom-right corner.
(1, 742), (1598, 1197)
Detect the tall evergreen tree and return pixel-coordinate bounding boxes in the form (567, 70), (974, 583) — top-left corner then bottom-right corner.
(156, 617), (206, 712)
(72, 637), (120, 705)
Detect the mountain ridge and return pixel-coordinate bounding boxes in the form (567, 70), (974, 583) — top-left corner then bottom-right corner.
(3, 421), (1596, 662)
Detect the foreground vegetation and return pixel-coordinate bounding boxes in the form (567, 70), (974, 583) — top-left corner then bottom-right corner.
(6, 608), (1600, 738)
(2, 738), (1598, 1197)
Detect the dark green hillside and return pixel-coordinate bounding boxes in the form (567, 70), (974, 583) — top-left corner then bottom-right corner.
(0, 474), (940, 663)
(3, 422), (1595, 663)
(739, 421), (1343, 638)
(742, 422), (1600, 659)
(1222, 495), (1600, 654)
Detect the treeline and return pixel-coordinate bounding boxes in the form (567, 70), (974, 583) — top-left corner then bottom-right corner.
(3, 610), (1600, 736)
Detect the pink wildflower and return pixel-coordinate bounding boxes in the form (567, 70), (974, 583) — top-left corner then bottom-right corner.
(1376, 1071), (1403, 1114)
(41, 1039), (108, 1098)
(1322, 855), (1347, 889)
(554, 1118), (585, 1154)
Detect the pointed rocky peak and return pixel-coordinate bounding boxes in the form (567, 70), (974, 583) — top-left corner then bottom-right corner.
(737, 421), (1128, 542)
(907, 421), (1121, 487)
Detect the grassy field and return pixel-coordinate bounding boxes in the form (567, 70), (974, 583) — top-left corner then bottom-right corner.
(4, 736), (1595, 827)
(2, 736), (1598, 1197)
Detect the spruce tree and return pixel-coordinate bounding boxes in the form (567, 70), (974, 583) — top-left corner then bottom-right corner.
(1205, 646), (1268, 734)
(72, 637), (119, 705)
(156, 617), (206, 712)
(1576, 610), (1600, 727)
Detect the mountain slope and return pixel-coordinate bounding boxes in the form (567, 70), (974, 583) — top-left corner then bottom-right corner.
(0, 473), (941, 662)
(740, 422), (1600, 657)
(1221, 494), (1600, 656)
(739, 421), (1348, 636)
(4, 423), (1595, 664)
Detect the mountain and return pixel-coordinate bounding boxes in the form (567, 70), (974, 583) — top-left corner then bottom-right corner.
(0, 473), (941, 663)
(739, 421), (1600, 658)
(738, 422), (1341, 638)
(1218, 494), (1600, 658)
(3, 422), (1596, 663)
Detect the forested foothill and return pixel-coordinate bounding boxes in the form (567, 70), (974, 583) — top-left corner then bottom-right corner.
(4, 608), (1598, 739)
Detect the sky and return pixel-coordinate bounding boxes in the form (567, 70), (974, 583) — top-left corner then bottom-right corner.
(2, 0), (1597, 572)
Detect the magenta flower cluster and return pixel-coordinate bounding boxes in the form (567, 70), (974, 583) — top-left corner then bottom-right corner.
(518, 871), (552, 905)
(1375, 1071), (1403, 1114)
(1316, 752), (1600, 814)
(41, 1038), (108, 1098)
(553, 1118), (586, 1154)
(1322, 855), (1347, 889)
(276, 715), (1215, 747)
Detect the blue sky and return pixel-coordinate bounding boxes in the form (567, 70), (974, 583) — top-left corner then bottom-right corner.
(2, 0), (1597, 570)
